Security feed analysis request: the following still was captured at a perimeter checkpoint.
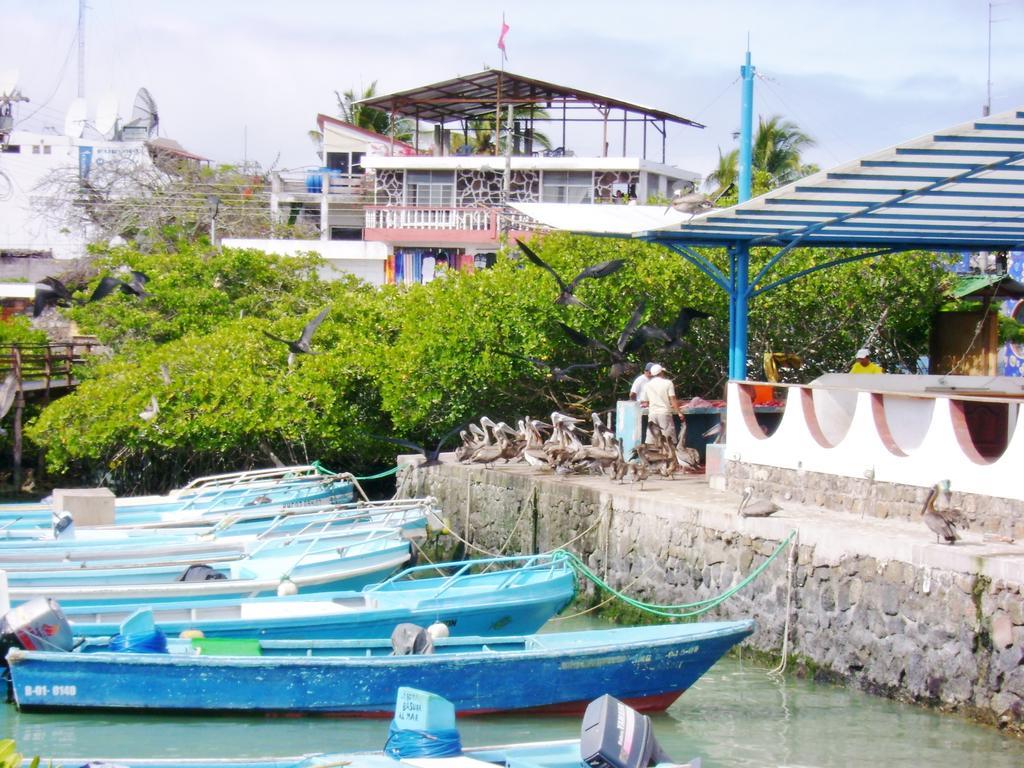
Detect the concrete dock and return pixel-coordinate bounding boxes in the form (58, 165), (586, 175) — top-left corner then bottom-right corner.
(398, 457), (1024, 734)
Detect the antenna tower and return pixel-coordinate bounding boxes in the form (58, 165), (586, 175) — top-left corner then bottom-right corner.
(77, 0), (86, 99)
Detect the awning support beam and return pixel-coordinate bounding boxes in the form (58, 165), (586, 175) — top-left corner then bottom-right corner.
(659, 242), (730, 293)
(750, 247), (903, 298)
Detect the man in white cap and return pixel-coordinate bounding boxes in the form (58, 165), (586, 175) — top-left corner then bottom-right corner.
(850, 348), (883, 374)
(644, 363), (681, 442)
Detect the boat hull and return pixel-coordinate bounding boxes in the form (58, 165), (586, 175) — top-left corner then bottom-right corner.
(65, 559), (577, 640)
(7, 621), (754, 716)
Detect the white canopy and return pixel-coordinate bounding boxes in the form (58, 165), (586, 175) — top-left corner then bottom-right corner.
(509, 203), (696, 235)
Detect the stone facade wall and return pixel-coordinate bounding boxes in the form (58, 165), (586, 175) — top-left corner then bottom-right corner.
(398, 462), (1024, 733)
(725, 461), (1024, 542)
(373, 170), (403, 205)
(455, 170), (539, 205)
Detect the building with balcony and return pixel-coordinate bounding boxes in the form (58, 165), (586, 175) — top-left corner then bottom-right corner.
(264, 70), (704, 285)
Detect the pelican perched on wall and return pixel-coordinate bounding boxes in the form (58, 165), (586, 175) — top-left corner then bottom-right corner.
(738, 487), (780, 517)
(922, 483), (967, 545)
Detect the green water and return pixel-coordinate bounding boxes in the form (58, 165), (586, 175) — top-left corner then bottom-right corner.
(1, 617), (1021, 768)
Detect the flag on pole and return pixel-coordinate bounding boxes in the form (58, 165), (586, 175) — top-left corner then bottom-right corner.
(497, 14), (510, 62)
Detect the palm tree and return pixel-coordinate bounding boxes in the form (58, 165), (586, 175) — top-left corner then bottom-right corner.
(752, 115), (815, 186)
(706, 115), (816, 194)
(450, 106), (554, 155)
(308, 81), (414, 152)
(705, 147), (739, 194)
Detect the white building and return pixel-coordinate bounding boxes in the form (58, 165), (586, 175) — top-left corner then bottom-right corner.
(255, 70), (705, 286)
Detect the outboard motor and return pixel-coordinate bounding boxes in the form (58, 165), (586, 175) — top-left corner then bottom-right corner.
(52, 511), (75, 539)
(1, 596), (75, 698)
(580, 695), (675, 768)
(176, 564), (228, 582)
(0, 597), (74, 654)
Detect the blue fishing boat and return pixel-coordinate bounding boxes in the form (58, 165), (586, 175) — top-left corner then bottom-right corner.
(14, 689), (699, 768)
(61, 554), (576, 639)
(5, 528), (411, 605)
(0, 499), (435, 564)
(0, 465), (355, 530)
(6, 620), (755, 715)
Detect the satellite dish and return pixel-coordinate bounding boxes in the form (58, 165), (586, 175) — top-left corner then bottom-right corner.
(95, 92), (119, 138)
(64, 97), (88, 138)
(129, 87), (159, 137)
(0, 69), (18, 99)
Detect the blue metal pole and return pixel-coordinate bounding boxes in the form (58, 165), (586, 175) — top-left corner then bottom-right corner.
(728, 249), (737, 378)
(738, 49), (755, 203)
(729, 244), (750, 380)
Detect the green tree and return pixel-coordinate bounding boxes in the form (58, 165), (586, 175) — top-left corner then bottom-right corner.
(22, 236), (950, 490)
(706, 114), (818, 198)
(450, 106), (554, 155)
(752, 115), (817, 186)
(705, 147), (739, 195)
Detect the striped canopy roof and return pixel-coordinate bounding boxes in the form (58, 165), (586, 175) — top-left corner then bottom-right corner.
(647, 106), (1024, 251)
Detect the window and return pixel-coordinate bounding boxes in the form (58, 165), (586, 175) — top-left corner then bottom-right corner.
(1, 145), (20, 154)
(330, 227), (363, 241)
(542, 171), (592, 204)
(326, 152), (364, 174)
(406, 170), (453, 206)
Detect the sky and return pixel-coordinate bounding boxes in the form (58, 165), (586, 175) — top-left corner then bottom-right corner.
(4, 0), (1024, 183)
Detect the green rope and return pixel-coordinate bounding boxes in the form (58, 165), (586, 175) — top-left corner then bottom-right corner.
(351, 466), (400, 481)
(310, 461), (399, 481)
(553, 530), (796, 619)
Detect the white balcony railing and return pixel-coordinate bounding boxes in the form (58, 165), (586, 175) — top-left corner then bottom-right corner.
(273, 172), (367, 197)
(365, 206), (496, 232)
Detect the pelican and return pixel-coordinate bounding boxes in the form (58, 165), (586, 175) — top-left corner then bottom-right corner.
(675, 420), (702, 472)
(738, 488), (780, 517)
(139, 395), (159, 422)
(666, 183), (734, 215)
(922, 484), (966, 544)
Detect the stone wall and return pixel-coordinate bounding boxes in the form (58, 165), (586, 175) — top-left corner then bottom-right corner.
(398, 462), (1024, 733)
(725, 460), (1024, 542)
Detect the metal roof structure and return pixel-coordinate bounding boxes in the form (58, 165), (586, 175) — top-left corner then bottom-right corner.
(357, 69), (704, 127)
(950, 273), (1024, 300)
(357, 70), (703, 163)
(645, 106), (1024, 250)
(515, 106), (1024, 379)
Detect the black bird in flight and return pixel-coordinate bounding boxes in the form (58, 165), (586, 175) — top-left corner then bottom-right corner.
(516, 239), (625, 307)
(90, 270), (150, 302)
(658, 306), (712, 351)
(559, 299), (649, 378)
(32, 276), (75, 317)
(374, 422), (469, 466)
(495, 350), (602, 383)
(263, 307), (329, 367)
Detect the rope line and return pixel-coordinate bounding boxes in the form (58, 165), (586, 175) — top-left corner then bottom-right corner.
(554, 531), (796, 619)
(769, 530), (799, 677)
(353, 466), (400, 481)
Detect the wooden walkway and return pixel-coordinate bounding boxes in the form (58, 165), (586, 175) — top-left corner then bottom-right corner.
(1, 339), (103, 489)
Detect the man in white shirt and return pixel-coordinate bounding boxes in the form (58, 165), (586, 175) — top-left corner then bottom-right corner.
(644, 364), (680, 443)
(629, 362), (655, 404)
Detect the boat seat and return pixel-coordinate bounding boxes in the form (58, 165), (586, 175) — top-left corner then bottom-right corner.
(238, 598), (368, 620)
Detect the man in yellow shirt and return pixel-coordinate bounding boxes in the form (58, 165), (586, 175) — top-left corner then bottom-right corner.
(850, 348), (883, 374)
